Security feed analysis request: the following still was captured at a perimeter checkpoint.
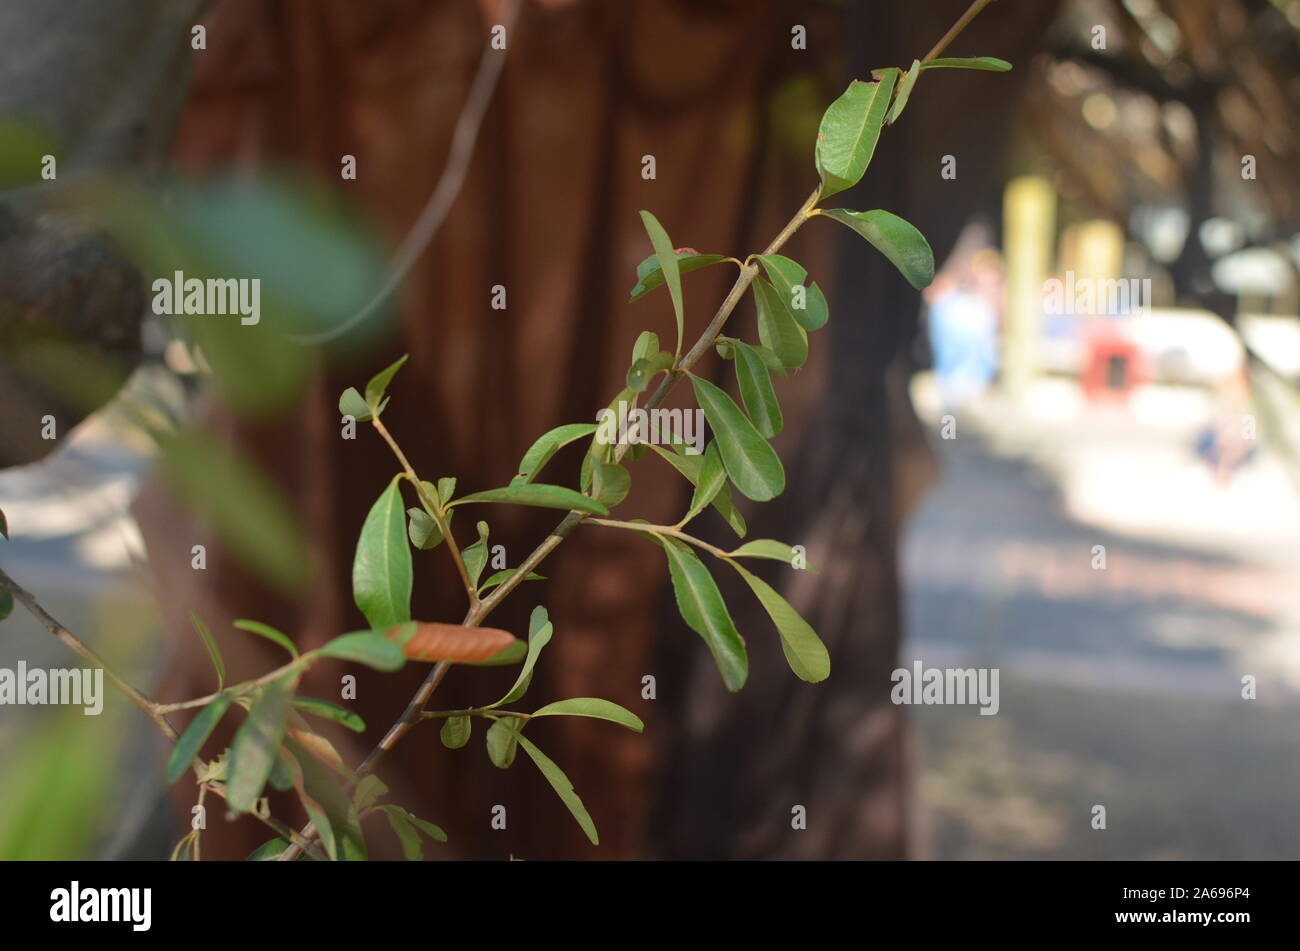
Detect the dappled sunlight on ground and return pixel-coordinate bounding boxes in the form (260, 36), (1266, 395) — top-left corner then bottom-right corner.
(903, 373), (1300, 858)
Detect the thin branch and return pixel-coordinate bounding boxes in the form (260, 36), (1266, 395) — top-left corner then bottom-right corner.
(0, 566), (177, 741)
(359, 658), (454, 774)
(922, 0), (1000, 64)
(0, 566), (315, 856)
(152, 656), (307, 713)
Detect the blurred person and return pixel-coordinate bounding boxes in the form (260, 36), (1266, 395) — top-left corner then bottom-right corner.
(926, 264), (999, 411)
(1194, 369), (1258, 486)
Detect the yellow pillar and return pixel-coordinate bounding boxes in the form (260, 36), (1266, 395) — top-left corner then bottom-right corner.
(1001, 176), (1056, 398)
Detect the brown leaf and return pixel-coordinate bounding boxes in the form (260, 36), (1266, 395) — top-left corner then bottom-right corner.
(288, 729), (343, 770)
(389, 621), (517, 662)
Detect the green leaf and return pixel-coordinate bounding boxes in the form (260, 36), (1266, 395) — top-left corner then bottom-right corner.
(627, 359), (651, 393)
(514, 734), (599, 846)
(728, 538), (808, 568)
(440, 715), (472, 749)
(364, 354), (408, 409)
(406, 814), (448, 843)
(292, 696), (366, 733)
(449, 484), (609, 517)
(531, 698), (644, 732)
(466, 640), (529, 667)
(494, 606), (553, 707)
(353, 477), (413, 630)
(478, 568), (545, 594)
(591, 461), (631, 508)
(353, 774), (388, 812)
(0, 589), (11, 623)
(316, 630), (407, 671)
(756, 254), (806, 297)
(462, 521), (490, 588)
(753, 277), (808, 369)
(436, 477), (457, 505)
(719, 337), (790, 372)
(743, 339), (788, 373)
(246, 837), (289, 861)
(338, 387), (371, 422)
(646, 442), (747, 537)
(728, 561), (830, 683)
(921, 56), (1011, 72)
(626, 351), (674, 393)
(820, 208), (935, 289)
(188, 611), (225, 691)
(269, 749), (296, 791)
(632, 330), (660, 364)
(661, 540), (748, 691)
(226, 678), (293, 813)
(638, 211), (685, 355)
(234, 619), (299, 659)
(690, 375), (785, 502)
(486, 717), (522, 769)
(407, 507), (443, 550)
(815, 70), (897, 200)
(756, 256), (827, 332)
(378, 805), (424, 860)
(732, 341), (783, 439)
(286, 737), (367, 861)
(165, 693), (235, 784)
(511, 423), (597, 485)
(799, 282), (829, 332)
(585, 386), (636, 472)
(629, 251), (727, 302)
(682, 442), (727, 525)
(886, 60), (921, 124)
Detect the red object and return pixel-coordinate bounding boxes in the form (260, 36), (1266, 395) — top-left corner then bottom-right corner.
(1080, 322), (1143, 402)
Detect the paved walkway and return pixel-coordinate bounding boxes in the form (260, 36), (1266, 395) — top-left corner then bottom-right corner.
(902, 376), (1300, 858)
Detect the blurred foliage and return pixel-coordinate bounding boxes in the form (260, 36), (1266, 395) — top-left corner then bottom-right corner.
(0, 594), (152, 859)
(0, 117), (58, 189)
(88, 174), (393, 414)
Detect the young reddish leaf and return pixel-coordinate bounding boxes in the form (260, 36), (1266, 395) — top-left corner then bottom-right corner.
(389, 621), (518, 663)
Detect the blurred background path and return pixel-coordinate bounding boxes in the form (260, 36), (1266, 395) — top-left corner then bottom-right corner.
(903, 374), (1300, 859)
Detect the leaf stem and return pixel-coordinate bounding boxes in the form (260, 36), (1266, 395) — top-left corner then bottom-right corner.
(420, 708), (531, 720)
(586, 518), (732, 560)
(151, 656), (307, 714)
(372, 415), (479, 609)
